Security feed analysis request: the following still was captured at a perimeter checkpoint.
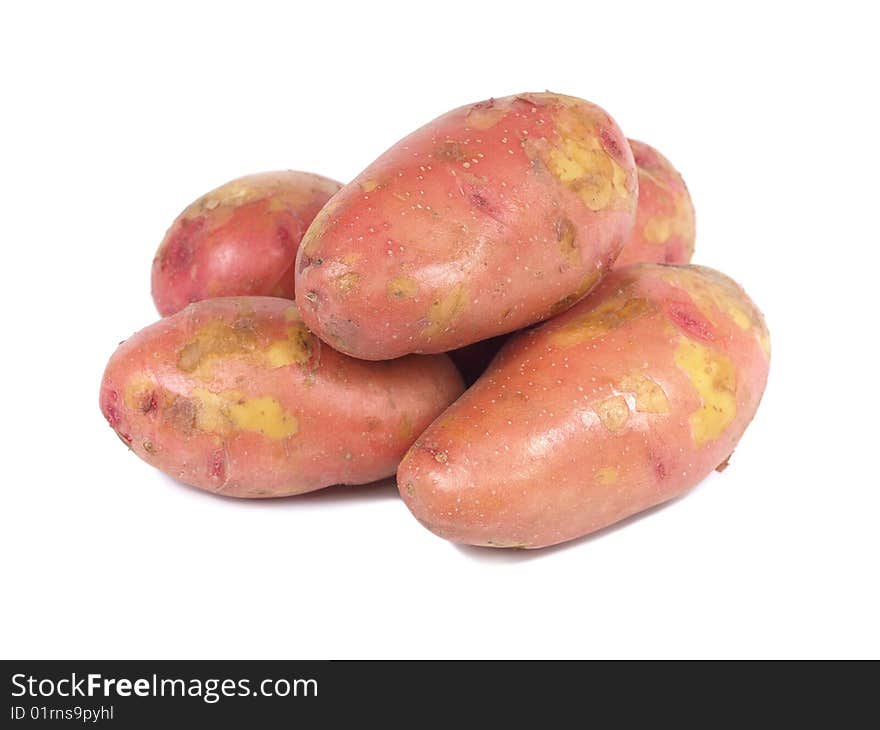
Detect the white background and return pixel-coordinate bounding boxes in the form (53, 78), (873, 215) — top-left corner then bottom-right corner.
(2, 1), (878, 659)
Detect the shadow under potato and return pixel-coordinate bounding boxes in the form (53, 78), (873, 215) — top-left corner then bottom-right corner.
(156, 471), (400, 506)
(154, 464), (718, 552)
(452, 492), (692, 562)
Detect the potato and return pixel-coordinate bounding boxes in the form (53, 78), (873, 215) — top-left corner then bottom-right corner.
(99, 297), (464, 497)
(616, 140), (695, 267)
(398, 264), (770, 548)
(295, 92), (637, 360)
(152, 171), (341, 316)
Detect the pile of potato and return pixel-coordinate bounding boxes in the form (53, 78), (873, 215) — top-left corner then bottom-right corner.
(100, 92), (769, 549)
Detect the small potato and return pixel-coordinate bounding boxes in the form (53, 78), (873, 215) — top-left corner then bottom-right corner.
(100, 298), (464, 497)
(295, 92), (637, 360)
(616, 140), (695, 267)
(398, 264), (769, 549)
(152, 171), (341, 316)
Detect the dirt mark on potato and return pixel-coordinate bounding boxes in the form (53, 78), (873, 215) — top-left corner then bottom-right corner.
(422, 284), (468, 338)
(619, 374), (670, 414)
(387, 275), (419, 300)
(595, 466), (619, 485)
(465, 98), (512, 130)
(595, 395), (630, 432)
(555, 217), (579, 265)
(333, 272), (361, 295)
(551, 292), (654, 347)
(177, 319), (258, 372)
(178, 318), (317, 376)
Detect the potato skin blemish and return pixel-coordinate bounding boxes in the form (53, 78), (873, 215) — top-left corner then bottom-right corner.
(596, 395), (630, 432)
(334, 272), (361, 295)
(595, 467), (619, 485)
(674, 338), (737, 447)
(619, 374), (670, 414)
(422, 284), (469, 339)
(387, 275), (419, 300)
(551, 294), (653, 347)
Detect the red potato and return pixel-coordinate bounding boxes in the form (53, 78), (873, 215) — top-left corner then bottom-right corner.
(616, 140), (695, 267)
(100, 298), (464, 497)
(152, 171), (341, 316)
(398, 264), (770, 549)
(295, 92), (638, 360)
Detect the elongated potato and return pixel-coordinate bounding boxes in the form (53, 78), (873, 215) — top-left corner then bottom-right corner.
(295, 92), (637, 359)
(616, 140), (695, 267)
(100, 298), (464, 497)
(398, 264), (770, 548)
(152, 171), (341, 316)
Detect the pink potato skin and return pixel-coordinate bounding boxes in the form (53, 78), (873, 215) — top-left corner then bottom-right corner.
(398, 264), (770, 549)
(295, 92), (638, 360)
(616, 140), (695, 267)
(152, 171), (341, 316)
(100, 297), (464, 497)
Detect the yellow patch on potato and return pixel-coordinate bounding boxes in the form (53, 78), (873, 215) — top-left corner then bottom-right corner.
(545, 106), (631, 212)
(757, 328), (772, 359)
(619, 374), (670, 414)
(123, 375), (159, 412)
(177, 319), (258, 374)
(179, 318), (315, 375)
(333, 272), (361, 295)
(422, 284), (469, 338)
(387, 275), (419, 299)
(643, 215), (673, 245)
(595, 466), (619, 485)
(300, 196), (342, 257)
(265, 195), (292, 213)
(728, 306), (752, 330)
(674, 338), (737, 447)
(299, 227), (322, 257)
(191, 389), (299, 439)
(595, 395), (630, 432)
(397, 413), (414, 441)
(643, 196), (695, 246)
(224, 396), (298, 439)
(192, 178), (262, 214)
(265, 324), (316, 368)
(551, 293), (654, 347)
